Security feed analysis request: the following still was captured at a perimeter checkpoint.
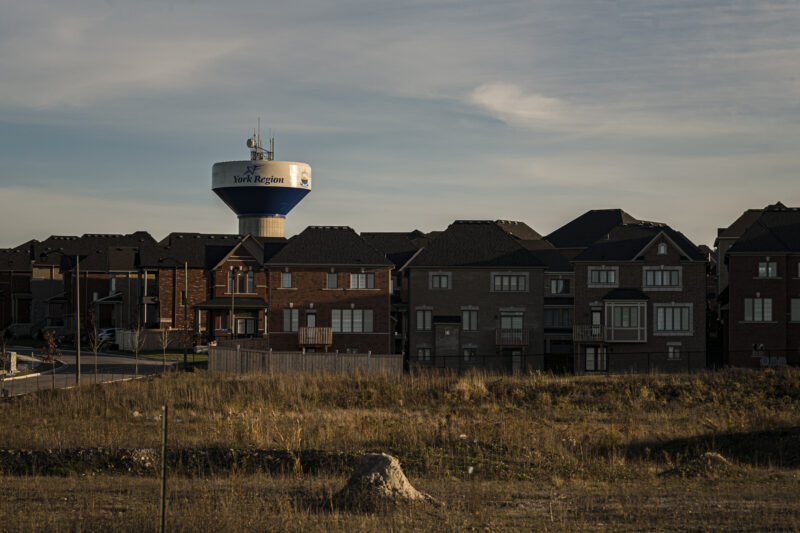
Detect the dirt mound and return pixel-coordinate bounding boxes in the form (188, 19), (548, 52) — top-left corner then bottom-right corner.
(660, 452), (738, 478)
(334, 453), (438, 509)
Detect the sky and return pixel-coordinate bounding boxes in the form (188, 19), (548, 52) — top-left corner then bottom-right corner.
(1, 0), (799, 248)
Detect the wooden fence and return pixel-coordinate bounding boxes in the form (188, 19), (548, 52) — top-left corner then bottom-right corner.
(208, 346), (403, 376)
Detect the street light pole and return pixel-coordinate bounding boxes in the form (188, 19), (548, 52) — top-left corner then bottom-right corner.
(183, 261), (188, 364)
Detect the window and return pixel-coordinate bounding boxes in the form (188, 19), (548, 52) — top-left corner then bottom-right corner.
(246, 271), (254, 293)
(657, 243), (667, 255)
(644, 268), (681, 289)
(281, 272), (292, 289)
(110, 274), (117, 293)
(462, 310), (478, 331)
(430, 273), (451, 289)
(492, 273), (528, 292)
(331, 309), (374, 333)
(463, 347), (477, 361)
(228, 270), (235, 293)
(605, 302), (646, 342)
(306, 310), (316, 327)
(758, 262), (777, 278)
(350, 273), (375, 289)
(550, 279), (570, 294)
(416, 309), (432, 331)
(390, 276), (396, 293)
(500, 311), (523, 330)
(792, 299), (800, 322)
(667, 345), (680, 360)
(585, 347), (606, 372)
(180, 290), (186, 307)
(544, 309), (571, 327)
(327, 273), (338, 289)
(588, 267), (618, 287)
(417, 347), (431, 361)
(283, 308), (299, 332)
(744, 298), (773, 322)
(655, 305), (691, 333)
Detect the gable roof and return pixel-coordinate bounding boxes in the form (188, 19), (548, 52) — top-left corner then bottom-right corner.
(573, 223), (706, 262)
(266, 226), (393, 266)
(409, 220), (546, 268)
(140, 233), (243, 269)
(726, 206), (800, 254)
(545, 209), (640, 249)
(494, 220), (543, 241)
(0, 248), (32, 271)
(33, 232), (156, 271)
(361, 231), (424, 268)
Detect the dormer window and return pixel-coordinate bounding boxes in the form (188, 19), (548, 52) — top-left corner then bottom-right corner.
(657, 243), (667, 255)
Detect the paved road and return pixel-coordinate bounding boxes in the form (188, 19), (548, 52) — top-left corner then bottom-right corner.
(2, 347), (173, 396)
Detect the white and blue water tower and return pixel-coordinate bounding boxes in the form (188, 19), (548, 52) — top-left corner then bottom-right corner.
(212, 132), (311, 238)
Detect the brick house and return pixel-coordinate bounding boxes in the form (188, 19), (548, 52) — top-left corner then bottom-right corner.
(265, 226), (393, 354)
(571, 223), (708, 373)
(724, 206), (800, 367)
(406, 220), (552, 371)
(546, 209), (641, 260)
(361, 230), (427, 354)
(0, 248), (33, 335)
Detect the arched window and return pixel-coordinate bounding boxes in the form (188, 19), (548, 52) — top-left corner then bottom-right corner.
(657, 243), (667, 255)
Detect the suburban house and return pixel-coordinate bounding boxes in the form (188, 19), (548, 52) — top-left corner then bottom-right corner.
(361, 230), (427, 355)
(0, 248), (33, 335)
(265, 226), (394, 354)
(406, 220), (552, 371)
(545, 209), (641, 260)
(724, 205), (800, 367)
(571, 222), (708, 373)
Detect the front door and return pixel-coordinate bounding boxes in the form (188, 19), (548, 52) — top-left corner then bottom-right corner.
(585, 346), (606, 372)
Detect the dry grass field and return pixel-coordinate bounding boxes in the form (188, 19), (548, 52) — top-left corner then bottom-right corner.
(1, 368), (799, 531)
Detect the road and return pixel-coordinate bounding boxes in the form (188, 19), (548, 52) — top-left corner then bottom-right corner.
(2, 347), (173, 397)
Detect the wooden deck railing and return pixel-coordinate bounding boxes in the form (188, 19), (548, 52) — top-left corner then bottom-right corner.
(495, 328), (529, 346)
(573, 325), (604, 342)
(298, 327), (333, 346)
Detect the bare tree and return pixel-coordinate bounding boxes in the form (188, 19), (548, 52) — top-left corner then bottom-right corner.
(87, 309), (106, 385)
(41, 330), (61, 391)
(158, 325), (172, 371)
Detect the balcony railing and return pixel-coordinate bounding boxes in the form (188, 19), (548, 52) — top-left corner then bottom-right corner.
(495, 328), (529, 346)
(298, 327), (333, 346)
(573, 325), (604, 342)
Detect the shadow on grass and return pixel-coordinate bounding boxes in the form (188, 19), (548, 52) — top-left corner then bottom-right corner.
(624, 426), (800, 468)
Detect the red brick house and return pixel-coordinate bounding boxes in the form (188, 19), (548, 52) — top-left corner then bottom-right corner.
(571, 222), (708, 373)
(0, 248), (33, 335)
(724, 205), (800, 367)
(265, 226), (393, 354)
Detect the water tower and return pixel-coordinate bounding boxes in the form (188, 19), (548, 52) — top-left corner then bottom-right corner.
(212, 131), (311, 238)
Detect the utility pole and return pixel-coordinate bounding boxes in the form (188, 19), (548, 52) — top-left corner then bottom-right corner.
(230, 266), (238, 340)
(183, 261), (188, 364)
(75, 254), (81, 386)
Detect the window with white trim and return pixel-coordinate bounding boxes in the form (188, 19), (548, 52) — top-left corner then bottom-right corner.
(655, 305), (691, 334)
(657, 243), (667, 255)
(605, 302), (646, 342)
(644, 267), (681, 289)
(430, 272), (451, 290)
(758, 262), (777, 278)
(500, 311), (523, 330)
(416, 309), (432, 331)
(744, 298), (773, 322)
(282, 308), (299, 332)
(462, 310), (478, 331)
(327, 272), (338, 289)
(667, 345), (680, 360)
(331, 309), (373, 333)
(492, 273), (528, 292)
(585, 346), (606, 372)
(417, 347), (431, 361)
(281, 272), (292, 289)
(588, 267), (618, 287)
(350, 273), (375, 289)
(550, 279), (570, 294)
(792, 299), (800, 322)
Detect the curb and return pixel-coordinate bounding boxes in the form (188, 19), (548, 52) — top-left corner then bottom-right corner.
(2, 360), (65, 382)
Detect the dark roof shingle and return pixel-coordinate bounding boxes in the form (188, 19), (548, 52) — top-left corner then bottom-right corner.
(267, 227), (392, 266)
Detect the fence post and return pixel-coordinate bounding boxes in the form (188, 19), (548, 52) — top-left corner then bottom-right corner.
(368, 351), (372, 374)
(269, 348), (273, 375)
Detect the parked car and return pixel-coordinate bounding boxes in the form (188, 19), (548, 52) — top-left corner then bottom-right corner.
(98, 328), (121, 342)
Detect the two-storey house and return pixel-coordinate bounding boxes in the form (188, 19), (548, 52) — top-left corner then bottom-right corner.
(725, 206), (800, 367)
(265, 226), (394, 354)
(407, 220), (550, 372)
(572, 223), (708, 373)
